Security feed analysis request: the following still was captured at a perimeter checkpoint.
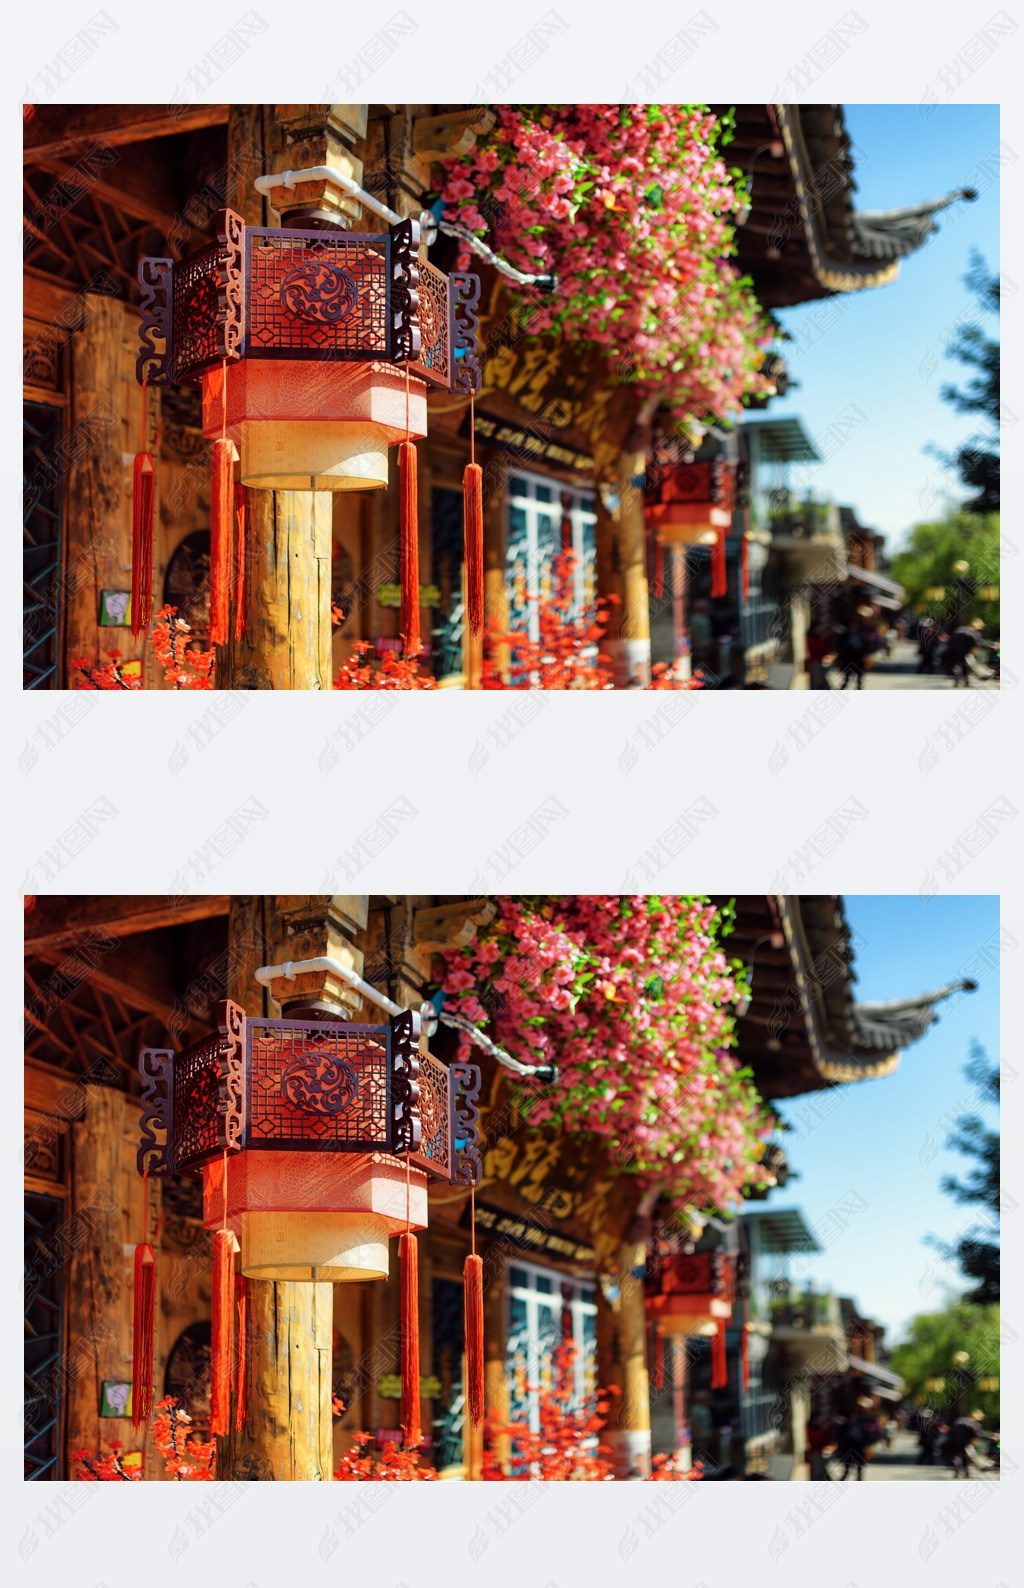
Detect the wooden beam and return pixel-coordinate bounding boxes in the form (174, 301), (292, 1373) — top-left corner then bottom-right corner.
(26, 895), (229, 952)
(30, 151), (186, 240)
(24, 104), (230, 163)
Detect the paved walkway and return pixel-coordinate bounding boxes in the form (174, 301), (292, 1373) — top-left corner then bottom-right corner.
(823, 641), (999, 692)
(823, 1430), (998, 1480)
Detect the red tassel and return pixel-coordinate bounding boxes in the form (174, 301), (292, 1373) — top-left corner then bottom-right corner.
(741, 1322), (750, 1393)
(400, 1231), (422, 1447)
(463, 1252), (485, 1428)
(209, 439), (234, 647)
(210, 1229), (234, 1437)
(741, 532), (750, 603)
(399, 440), (420, 656)
(711, 530), (728, 600)
(463, 462), (484, 637)
(711, 1318), (728, 1390)
(130, 454), (155, 640)
(234, 1274), (248, 1433)
(654, 535), (664, 600)
(651, 1326), (664, 1390)
(233, 483), (247, 643)
(131, 1243), (155, 1431)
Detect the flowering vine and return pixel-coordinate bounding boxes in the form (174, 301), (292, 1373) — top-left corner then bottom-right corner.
(333, 641), (437, 689)
(438, 896), (771, 1216)
(438, 105), (771, 420)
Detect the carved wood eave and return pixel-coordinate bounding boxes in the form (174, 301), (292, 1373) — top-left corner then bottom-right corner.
(24, 104), (231, 163)
(25, 894), (230, 952)
(413, 897), (497, 952)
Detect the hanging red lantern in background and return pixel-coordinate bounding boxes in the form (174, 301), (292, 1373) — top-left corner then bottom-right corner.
(137, 1000), (482, 1438)
(134, 211), (481, 641)
(643, 1246), (737, 1336)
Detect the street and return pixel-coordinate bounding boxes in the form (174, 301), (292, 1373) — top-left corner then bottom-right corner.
(822, 1430), (999, 1480)
(826, 641), (999, 691)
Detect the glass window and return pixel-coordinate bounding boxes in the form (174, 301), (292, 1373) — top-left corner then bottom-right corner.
(504, 468), (598, 651)
(506, 1259), (598, 1437)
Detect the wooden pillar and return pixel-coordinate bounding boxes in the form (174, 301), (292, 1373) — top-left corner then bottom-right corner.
(595, 1243), (652, 1478)
(220, 106), (337, 691)
(65, 1085), (137, 1470)
(595, 454), (652, 688)
(65, 295), (137, 683)
(219, 896), (373, 1479)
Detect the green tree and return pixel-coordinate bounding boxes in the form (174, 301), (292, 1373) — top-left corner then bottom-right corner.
(931, 250), (1000, 512)
(932, 1043), (999, 1304)
(891, 1302), (1000, 1423)
(890, 511), (999, 636)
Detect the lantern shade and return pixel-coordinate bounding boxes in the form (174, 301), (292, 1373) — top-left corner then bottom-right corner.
(202, 359), (429, 492)
(646, 504), (732, 546)
(646, 1294), (733, 1335)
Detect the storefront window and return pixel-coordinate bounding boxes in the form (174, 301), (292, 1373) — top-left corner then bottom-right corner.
(505, 471), (597, 645)
(506, 1260), (597, 1434)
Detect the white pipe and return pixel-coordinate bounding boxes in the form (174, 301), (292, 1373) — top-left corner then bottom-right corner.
(255, 956), (554, 1081)
(254, 957), (403, 1018)
(252, 166), (402, 227)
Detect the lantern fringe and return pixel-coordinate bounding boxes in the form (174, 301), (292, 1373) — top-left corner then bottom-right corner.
(463, 461), (484, 637)
(131, 1243), (155, 1431)
(399, 1231), (422, 1448)
(740, 532), (749, 603)
(130, 454), (155, 640)
(711, 1317), (728, 1390)
(710, 530), (728, 601)
(463, 1252), (485, 1428)
(399, 440), (420, 656)
(209, 439), (235, 647)
(210, 1228), (234, 1437)
(234, 1274), (248, 1433)
(651, 1325), (664, 1391)
(741, 1321), (750, 1394)
(233, 483), (247, 643)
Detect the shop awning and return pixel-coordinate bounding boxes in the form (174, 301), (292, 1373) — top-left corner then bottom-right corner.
(847, 1354), (905, 1392)
(847, 566), (905, 601)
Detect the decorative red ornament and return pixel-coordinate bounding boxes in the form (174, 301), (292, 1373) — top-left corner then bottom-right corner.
(651, 1325), (664, 1390)
(399, 440), (420, 655)
(131, 1243), (155, 1431)
(463, 1252), (485, 1428)
(209, 439), (236, 648)
(711, 1317), (728, 1390)
(209, 1228), (235, 1437)
(130, 453), (155, 640)
(400, 1231), (421, 1447)
(710, 529), (728, 600)
(234, 1274), (248, 1433)
(463, 462), (484, 637)
(233, 484), (247, 643)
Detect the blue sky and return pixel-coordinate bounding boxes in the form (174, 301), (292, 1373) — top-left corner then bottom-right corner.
(763, 104), (1000, 554)
(751, 895), (1000, 1347)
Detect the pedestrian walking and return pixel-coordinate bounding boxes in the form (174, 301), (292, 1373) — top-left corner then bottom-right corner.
(806, 622), (834, 690)
(944, 625), (980, 687)
(806, 1414), (835, 1480)
(836, 622), (868, 690)
(917, 618), (942, 674)
(836, 1413), (867, 1479)
(945, 1416), (983, 1478)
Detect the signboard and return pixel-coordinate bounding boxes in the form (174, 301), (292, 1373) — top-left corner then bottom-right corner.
(463, 1199), (596, 1265)
(461, 408), (595, 477)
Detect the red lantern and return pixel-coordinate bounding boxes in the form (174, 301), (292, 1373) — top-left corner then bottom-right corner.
(133, 210), (481, 638)
(136, 1000), (482, 1437)
(644, 1246), (737, 1335)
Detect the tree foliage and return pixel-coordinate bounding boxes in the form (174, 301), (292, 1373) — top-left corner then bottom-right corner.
(933, 1043), (999, 1304)
(931, 250), (1000, 512)
(890, 511), (1000, 634)
(890, 1302), (1000, 1422)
